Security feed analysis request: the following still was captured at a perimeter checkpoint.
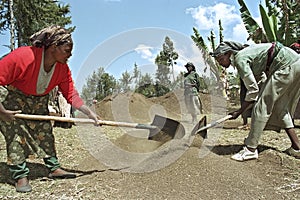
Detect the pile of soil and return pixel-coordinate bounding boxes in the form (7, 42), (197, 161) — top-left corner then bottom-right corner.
(96, 89), (213, 122)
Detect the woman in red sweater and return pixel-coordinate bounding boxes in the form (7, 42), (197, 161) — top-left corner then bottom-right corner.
(0, 25), (99, 192)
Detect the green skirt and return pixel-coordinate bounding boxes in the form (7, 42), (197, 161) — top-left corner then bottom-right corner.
(0, 86), (56, 165)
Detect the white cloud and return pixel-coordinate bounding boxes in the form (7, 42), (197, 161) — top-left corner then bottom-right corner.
(186, 3), (241, 31)
(134, 44), (156, 62)
(186, 3), (258, 44)
(134, 41), (209, 78)
(231, 16), (263, 43)
(231, 23), (248, 43)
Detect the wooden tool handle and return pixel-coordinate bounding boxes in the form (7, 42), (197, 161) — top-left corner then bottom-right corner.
(196, 115), (232, 133)
(15, 114), (157, 130)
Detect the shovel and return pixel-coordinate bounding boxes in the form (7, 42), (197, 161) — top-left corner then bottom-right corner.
(14, 113), (185, 142)
(192, 115), (232, 137)
(149, 114), (185, 142)
(191, 115), (207, 138)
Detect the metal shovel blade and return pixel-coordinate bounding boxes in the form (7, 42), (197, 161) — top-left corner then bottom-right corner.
(148, 115), (185, 143)
(192, 115), (232, 138)
(191, 116), (207, 138)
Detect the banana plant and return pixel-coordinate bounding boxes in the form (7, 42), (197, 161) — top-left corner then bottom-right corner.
(237, 0), (267, 43)
(191, 28), (219, 80)
(238, 0), (300, 45)
(273, 0), (300, 45)
(259, 3), (277, 42)
(191, 21), (229, 98)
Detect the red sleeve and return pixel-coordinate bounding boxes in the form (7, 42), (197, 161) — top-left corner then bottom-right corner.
(57, 67), (84, 109)
(0, 47), (84, 108)
(0, 47), (35, 86)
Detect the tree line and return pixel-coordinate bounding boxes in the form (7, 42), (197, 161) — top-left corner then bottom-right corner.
(81, 36), (209, 103)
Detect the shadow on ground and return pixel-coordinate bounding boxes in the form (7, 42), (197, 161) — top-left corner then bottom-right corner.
(0, 162), (105, 186)
(208, 144), (277, 155)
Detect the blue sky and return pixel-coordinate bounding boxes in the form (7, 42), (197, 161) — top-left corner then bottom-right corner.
(0, 0), (261, 91)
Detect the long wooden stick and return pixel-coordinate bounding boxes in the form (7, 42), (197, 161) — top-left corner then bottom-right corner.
(195, 115), (232, 133)
(15, 113), (158, 130)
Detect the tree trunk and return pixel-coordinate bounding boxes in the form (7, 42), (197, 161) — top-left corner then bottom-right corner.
(9, 0), (15, 51)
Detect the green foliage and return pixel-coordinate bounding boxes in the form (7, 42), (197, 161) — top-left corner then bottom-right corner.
(155, 36), (178, 88)
(96, 72), (117, 100)
(119, 70), (133, 92)
(171, 71), (185, 90)
(259, 4), (277, 42)
(191, 23), (234, 98)
(132, 63), (141, 86)
(191, 27), (208, 51)
(208, 30), (216, 52)
(135, 84), (156, 98)
(135, 74), (171, 98)
(218, 20), (224, 43)
(81, 67), (116, 102)
(138, 73), (153, 87)
(237, 0), (267, 43)
(154, 82), (170, 97)
(191, 27), (222, 83)
(226, 72), (240, 87)
(238, 0), (300, 45)
(275, 0), (300, 45)
(199, 75), (209, 91)
(0, 0), (73, 49)
(135, 83), (170, 98)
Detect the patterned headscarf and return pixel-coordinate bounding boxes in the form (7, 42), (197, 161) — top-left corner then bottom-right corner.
(30, 25), (73, 48)
(210, 41), (248, 57)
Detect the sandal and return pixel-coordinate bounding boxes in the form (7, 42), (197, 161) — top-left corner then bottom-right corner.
(48, 168), (76, 179)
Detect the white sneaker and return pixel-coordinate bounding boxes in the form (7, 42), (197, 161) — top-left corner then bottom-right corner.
(231, 146), (258, 161)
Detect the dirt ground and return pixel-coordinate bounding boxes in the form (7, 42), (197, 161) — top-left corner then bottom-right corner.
(0, 89), (300, 200)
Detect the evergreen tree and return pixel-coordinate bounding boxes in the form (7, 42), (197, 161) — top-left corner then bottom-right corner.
(132, 62), (141, 88)
(81, 69), (102, 103)
(119, 70), (132, 92)
(97, 73), (116, 100)
(135, 73), (154, 97)
(154, 36), (178, 88)
(139, 73), (153, 86)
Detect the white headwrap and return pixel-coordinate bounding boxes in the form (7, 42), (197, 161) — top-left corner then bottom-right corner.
(210, 41), (248, 57)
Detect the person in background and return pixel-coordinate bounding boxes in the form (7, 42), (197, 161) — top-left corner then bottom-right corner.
(0, 25), (100, 192)
(183, 62), (203, 124)
(220, 71), (229, 100)
(210, 41), (300, 161)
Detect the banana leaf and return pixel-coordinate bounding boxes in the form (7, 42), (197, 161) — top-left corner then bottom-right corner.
(237, 0), (267, 42)
(259, 4), (277, 42)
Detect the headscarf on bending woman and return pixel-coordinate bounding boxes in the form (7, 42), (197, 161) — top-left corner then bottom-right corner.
(29, 25), (73, 48)
(210, 41), (249, 57)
